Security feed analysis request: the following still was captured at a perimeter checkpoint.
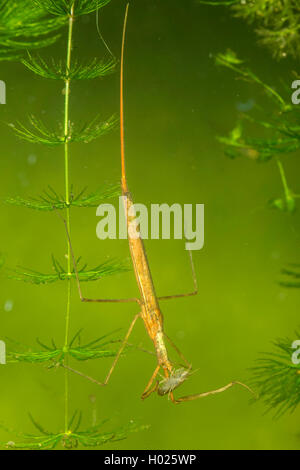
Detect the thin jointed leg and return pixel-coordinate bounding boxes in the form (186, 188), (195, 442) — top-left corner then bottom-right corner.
(103, 312), (140, 384)
(158, 251), (198, 301)
(60, 363), (105, 386)
(141, 364), (160, 400)
(56, 210), (139, 305)
(170, 381), (255, 404)
(59, 313), (141, 386)
(164, 333), (191, 369)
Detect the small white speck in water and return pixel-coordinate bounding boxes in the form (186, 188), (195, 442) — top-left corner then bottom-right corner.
(236, 98), (255, 112)
(176, 330), (185, 340)
(271, 251), (280, 260)
(27, 154), (37, 166)
(278, 292), (287, 302)
(28, 95), (36, 104)
(4, 299), (14, 312)
(17, 172), (29, 187)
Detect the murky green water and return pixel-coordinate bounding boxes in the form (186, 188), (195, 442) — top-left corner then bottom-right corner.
(0, 0), (299, 450)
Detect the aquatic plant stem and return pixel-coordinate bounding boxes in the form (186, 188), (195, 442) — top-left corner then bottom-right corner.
(276, 156), (290, 202)
(63, 4), (74, 434)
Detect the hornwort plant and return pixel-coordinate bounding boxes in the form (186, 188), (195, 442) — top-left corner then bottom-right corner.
(200, 0), (300, 418)
(1, 0), (144, 449)
(0, 0), (65, 61)
(200, 0), (300, 213)
(0, 0), (65, 373)
(0, 0), (65, 266)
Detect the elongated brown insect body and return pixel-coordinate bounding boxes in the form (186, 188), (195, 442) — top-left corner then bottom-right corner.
(119, 5), (173, 376)
(59, 3), (254, 406)
(122, 190), (172, 370)
(118, 4), (253, 403)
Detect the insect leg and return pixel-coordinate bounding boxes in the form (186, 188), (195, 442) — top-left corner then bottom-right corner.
(58, 312), (141, 386)
(170, 381), (256, 404)
(56, 210), (139, 305)
(141, 364), (161, 400)
(60, 363), (105, 386)
(158, 251), (198, 301)
(164, 333), (191, 368)
(103, 312), (140, 384)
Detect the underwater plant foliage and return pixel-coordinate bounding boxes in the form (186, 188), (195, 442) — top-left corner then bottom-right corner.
(0, 0), (143, 449)
(200, 0), (300, 59)
(1, 0), (300, 450)
(202, 0), (300, 418)
(199, 0), (300, 213)
(0, 0), (66, 61)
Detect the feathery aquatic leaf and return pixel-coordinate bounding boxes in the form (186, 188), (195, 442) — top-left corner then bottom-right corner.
(22, 54), (116, 80)
(269, 195), (296, 213)
(34, 0), (111, 17)
(71, 185), (120, 207)
(215, 50), (286, 108)
(8, 257), (128, 285)
(28, 414), (51, 436)
(0, 35), (61, 51)
(251, 335), (300, 417)
(280, 265), (300, 288)
(8, 116), (64, 146)
(68, 410), (81, 432)
(9, 114), (117, 145)
(201, 1), (300, 60)
(6, 184), (120, 211)
(0, 1), (66, 61)
(231, 0), (300, 60)
(71, 114), (117, 143)
(6, 332), (123, 364)
(214, 50), (300, 210)
(1, 418), (145, 449)
(218, 131), (300, 162)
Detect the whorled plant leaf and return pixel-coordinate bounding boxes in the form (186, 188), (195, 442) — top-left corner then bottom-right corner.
(0, 0), (66, 61)
(0, 1), (66, 35)
(0, 414), (147, 449)
(280, 264), (300, 288)
(70, 114), (117, 143)
(8, 116), (64, 146)
(8, 255), (128, 285)
(269, 195), (296, 213)
(251, 334), (300, 417)
(214, 50), (300, 211)
(7, 331), (121, 364)
(231, 0), (300, 60)
(71, 185), (120, 208)
(218, 129), (299, 163)
(9, 114), (117, 145)
(34, 0), (111, 17)
(0, 35), (61, 53)
(200, 0), (300, 60)
(215, 50), (287, 109)
(6, 184), (120, 211)
(22, 54), (116, 80)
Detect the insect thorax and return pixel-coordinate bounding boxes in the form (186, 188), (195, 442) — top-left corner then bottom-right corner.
(157, 368), (191, 396)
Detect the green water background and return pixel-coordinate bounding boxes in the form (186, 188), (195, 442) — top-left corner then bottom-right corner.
(0, 0), (300, 450)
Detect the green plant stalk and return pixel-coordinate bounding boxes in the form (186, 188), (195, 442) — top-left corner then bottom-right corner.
(276, 157), (290, 202)
(63, 4), (74, 434)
